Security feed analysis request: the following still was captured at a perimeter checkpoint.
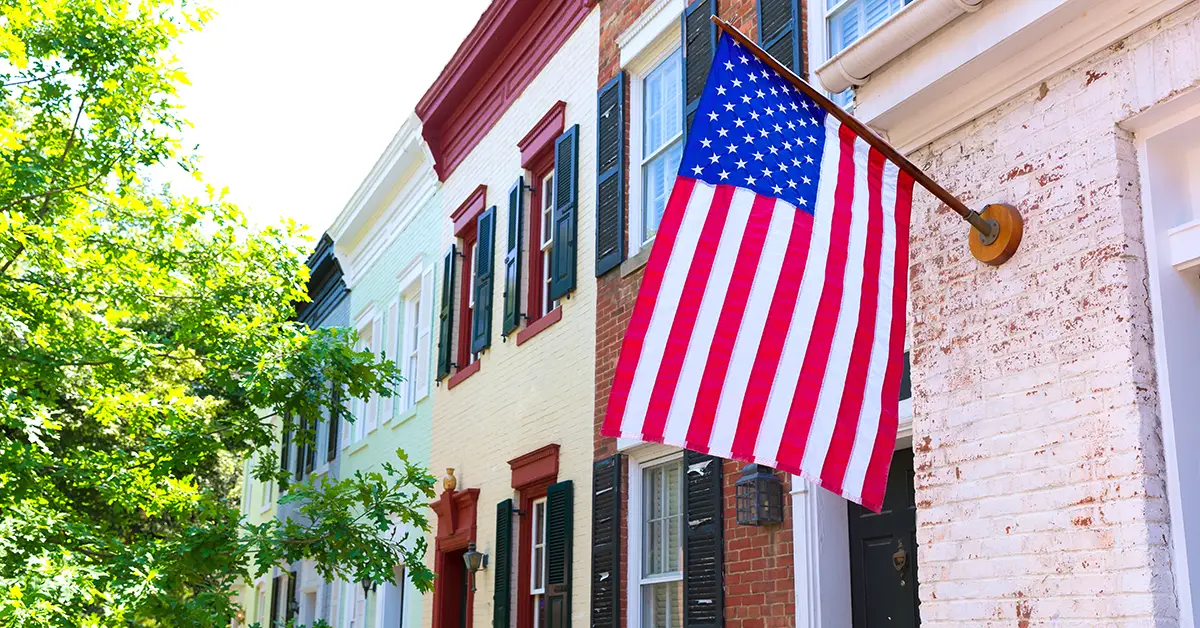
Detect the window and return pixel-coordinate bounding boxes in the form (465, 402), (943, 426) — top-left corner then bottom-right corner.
(457, 234), (478, 369)
(539, 174), (559, 316)
(640, 458), (683, 628)
(530, 497), (548, 628)
(353, 322), (375, 442)
(403, 292), (421, 411)
(256, 584), (268, 626)
(640, 49), (684, 245)
(824, 0), (913, 105)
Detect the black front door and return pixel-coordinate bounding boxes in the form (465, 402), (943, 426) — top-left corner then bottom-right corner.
(848, 447), (919, 628)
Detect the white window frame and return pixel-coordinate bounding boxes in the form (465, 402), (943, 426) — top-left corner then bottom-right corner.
(531, 496), (548, 628)
(256, 582), (268, 626)
(394, 264), (424, 415)
(626, 447), (684, 628)
(625, 15), (683, 257)
(540, 173), (558, 316)
(807, 0), (914, 109)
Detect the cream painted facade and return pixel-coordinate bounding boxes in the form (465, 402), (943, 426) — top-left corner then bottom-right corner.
(425, 8), (600, 628)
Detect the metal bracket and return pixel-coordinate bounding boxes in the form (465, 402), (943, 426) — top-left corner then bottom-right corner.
(975, 218), (1000, 246)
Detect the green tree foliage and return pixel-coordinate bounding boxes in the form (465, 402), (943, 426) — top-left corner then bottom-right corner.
(0, 1), (435, 625)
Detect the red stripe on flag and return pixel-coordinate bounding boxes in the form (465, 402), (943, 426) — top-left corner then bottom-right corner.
(728, 207), (814, 462)
(861, 171), (914, 512)
(684, 193), (777, 453)
(640, 185), (738, 442)
(820, 149), (886, 494)
(773, 123), (859, 471)
(601, 177), (698, 439)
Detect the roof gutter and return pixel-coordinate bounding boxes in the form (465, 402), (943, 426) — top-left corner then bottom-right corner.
(815, 0), (986, 94)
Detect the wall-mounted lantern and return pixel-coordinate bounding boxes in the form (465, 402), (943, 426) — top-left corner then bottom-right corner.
(463, 541), (488, 592)
(735, 464), (784, 526)
(361, 576), (377, 597)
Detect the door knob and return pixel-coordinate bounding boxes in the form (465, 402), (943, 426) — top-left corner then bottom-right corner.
(893, 540), (908, 587)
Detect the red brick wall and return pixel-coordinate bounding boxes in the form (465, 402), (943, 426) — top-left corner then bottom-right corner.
(722, 460), (795, 628)
(594, 2), (797, 627)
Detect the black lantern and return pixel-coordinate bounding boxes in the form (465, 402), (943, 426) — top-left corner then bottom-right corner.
(463, 541), (488, 592)
(735, 464), (784, 526)
(360, 576), (376, 597)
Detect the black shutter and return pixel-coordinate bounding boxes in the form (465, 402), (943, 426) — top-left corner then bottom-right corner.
(590, 456), (621, 628)
(757, 0), (801, 75)
(549, 126), (578, 301)
(502, 179), (525, 336)
(683, 451), (723, 628)
(437, 244), (457, 380)
(269, 574), (283, 628)
(472, 207), (496, 354)
(279, 418), (291, 474)
(900, 351), (912, 401)
(682, 0), (718, 138)
(494, 499), (514, 628)
(304, 418), (316, 477)
(595, 75), (625, 277)
(545, 480), (574, 628)
(293, 416), (306, 481)
(326, 387), (340, 462)
(285, 571), (298, 622)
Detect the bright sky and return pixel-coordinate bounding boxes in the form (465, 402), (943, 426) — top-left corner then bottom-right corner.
(172, 1), (491, 235)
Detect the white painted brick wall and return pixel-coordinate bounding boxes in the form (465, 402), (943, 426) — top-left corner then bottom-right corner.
(907, 3), (1200, 626)
(426, 10), (600, 628)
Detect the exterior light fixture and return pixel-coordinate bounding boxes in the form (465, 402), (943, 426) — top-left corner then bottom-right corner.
(361, 576), (377, 597)
(735, 464), (784, 526)
(463, 541), (488, 592)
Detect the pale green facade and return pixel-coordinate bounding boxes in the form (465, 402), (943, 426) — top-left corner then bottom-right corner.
(328, 117), (442, 628)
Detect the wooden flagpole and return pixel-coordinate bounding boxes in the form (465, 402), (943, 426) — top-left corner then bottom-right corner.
(710, 16), (1023, 266)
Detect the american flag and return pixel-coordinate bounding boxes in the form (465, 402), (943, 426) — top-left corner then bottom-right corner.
(602, 33), (913, 511)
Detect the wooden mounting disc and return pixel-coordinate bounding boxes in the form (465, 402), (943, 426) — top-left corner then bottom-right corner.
(969, 203), (1023, 266)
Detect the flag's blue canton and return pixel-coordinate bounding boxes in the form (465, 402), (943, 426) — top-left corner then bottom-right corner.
(679, 35), (828, 216)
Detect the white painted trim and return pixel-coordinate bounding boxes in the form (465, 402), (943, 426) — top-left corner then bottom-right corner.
(618, 0), (686, 67)
(848, 0), (1192, 153)
(1169, 220), (1200, 270)
(627, 42), (684, 256)
(815, 0), (985, 94)
(1129, 106), (1200, 628)
(626, 450), (686, 628)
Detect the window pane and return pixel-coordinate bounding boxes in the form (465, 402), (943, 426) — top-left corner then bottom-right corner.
(643, 140), (683, 241)
(643, 51), (681, 156)
(642, 581), (682, 628)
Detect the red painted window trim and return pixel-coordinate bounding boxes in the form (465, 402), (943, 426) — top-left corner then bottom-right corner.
(446, 359), (480, 390)
(452, 185), (487, 236)
(518, 101), (566, 168)
(508, 444), (559, 628)
(516, 306), (561, 346)
(526, 156), (554, 322)
(415, 0), (591, 181)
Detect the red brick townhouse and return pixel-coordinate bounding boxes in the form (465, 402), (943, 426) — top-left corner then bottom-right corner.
(589, 3), (832, 628)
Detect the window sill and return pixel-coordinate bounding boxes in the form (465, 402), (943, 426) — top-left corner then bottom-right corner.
(347, 440), (369, 456)
(814, 0), (984, 94)
(391, 405), (419, 428)
(620, 239), (655, 277)
(447, 360), (481, 390)
(515, 307), (562, 346)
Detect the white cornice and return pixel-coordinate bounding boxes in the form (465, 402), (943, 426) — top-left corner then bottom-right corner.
(849, 0), (1192, 153)
(326, 113), (440, 289)
(618, 0), (685, 67)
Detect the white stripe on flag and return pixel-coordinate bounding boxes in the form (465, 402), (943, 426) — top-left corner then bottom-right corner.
(618, 182), (715, 439)
(841, 160), (901, 500)
(799, 136), (873, 477)
(661, 186), (760, 446)
(706, 197), (793, 459)
(751, 116), (845, 467)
